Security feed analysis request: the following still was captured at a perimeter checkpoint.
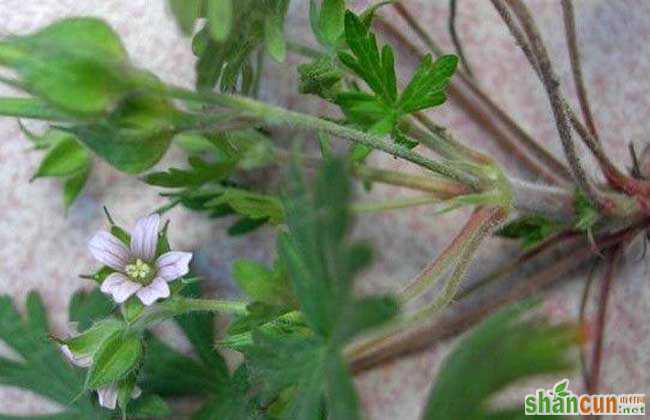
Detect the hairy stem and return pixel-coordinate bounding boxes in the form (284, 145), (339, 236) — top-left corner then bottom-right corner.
(169, 88), (481, 188)
(414, 206), (507, 316)
(456, 229), (582, 300)
(493, 0), (643, 211)
(448, 0), (474, 77)
(380, 8), (572, 185)
(392, 3), (444, 56)
(561, 0), (599, 141)
(579, 261), (599, 391)
(504, 0), (600, 207)
(351, 195), (440, 213)
(399, 206), (500, 301)
(130, 297), (248, 332)
(510, 178), (575, 220)
(353, 165), (472, 198)
(349, 219), (645, 374)
(588, 245), (622, 394)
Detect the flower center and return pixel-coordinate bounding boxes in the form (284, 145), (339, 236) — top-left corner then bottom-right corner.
(125, 259), (153, 284)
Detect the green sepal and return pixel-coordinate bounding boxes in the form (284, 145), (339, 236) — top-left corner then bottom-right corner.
(121, 297), (146, 324)
(117, 374), (138, 414)
(63, 318), (124, 363)
(86, 331), (143, 389)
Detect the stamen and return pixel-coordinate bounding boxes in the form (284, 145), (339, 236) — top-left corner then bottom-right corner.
(125, 258), (152, 282)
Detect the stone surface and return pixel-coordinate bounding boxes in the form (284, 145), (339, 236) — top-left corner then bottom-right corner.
(0, 0), (648, 418)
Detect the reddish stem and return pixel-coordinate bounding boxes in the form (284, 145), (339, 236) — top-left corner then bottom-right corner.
(587, 245), (622, 394)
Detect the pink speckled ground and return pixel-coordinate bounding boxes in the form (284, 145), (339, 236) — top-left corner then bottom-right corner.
(0, 1), (648, 418)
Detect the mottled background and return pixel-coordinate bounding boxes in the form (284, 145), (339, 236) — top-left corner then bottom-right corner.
(0, 0), (648, 418)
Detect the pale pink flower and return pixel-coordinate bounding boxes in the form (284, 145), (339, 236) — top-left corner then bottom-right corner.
(60, 344), (92, 368)
(97, 384), (142, 410)
(88, 213), (192, 306)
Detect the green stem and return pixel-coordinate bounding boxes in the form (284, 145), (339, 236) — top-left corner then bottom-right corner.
(174, 298), (249, 314)
(411, 207), (506, 318)
(285, 29), (489, 167)
(0, 97), (72, 121)
(167, 88), (480, 188)
(354, 165), (471, 198)
(399, 206), (499, 302)
(129, 297), (248, 332)
(351, 195), (439, 213)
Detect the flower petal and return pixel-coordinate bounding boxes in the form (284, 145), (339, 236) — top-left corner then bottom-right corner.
(155, 251), (193, 282)
(136, 277), (170, 306)
(130, 213), (160, 261)
(100, 273), (141, 304)
(60, 345), (92, 368)
(88, 231), (129, 271)
(97, 385), (118, 410)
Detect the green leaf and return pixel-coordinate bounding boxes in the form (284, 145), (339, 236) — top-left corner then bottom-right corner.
(334, 296), (399, 344)
(223, 305), (306, 351)
(397, 54), (458, 114)
(69, 288), (114, 331)
(335, 11), (457, 142)
(324, 353), (359, 420)
(63, 163), (91, 210)
(0, 18), (133, 116)
(320, 0), (346, 45)
(66, 94), (181, 174)
(574, 189), (599, 232)
(207, 0), (233, 42)
(140, 336), (221, 396)
(340, 11), (396, 104)
(232, 259), (295, 306)
(298, 56), (342, 100)
(359, 0), (395, 29)
(144, 159), (234, 187)
(67, 123), (171, 174)
(176, 282), (230, 374)
(206, 188), (284, 224)
(496, 215), (560, 249)
(173, 132), (222, 155)
(0, 293), (108, 419)
(244, 332), (324, 401)
(168, 0), (203, 34)
(309, 0), (328, 46)
(228, 217), (269, 236)
(265, 14), (287, 62)
(422, 302), (578, 419)
(87, 332), (143, 389)
(32, 131), (89, 179)
(241, 159), (399, 419)
(0, 97), (69, 120)
(25, 292), (48, 334)
(128, 394), (171, 418)
(194, 1), (289, 91)
(232, 260), (275, 301)
(278, 159), (357, 336)
(191, 366), (264, 420)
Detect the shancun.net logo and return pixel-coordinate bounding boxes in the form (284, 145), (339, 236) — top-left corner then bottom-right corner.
(524, 380), (646, 416)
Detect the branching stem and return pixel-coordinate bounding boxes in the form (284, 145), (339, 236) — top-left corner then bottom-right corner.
(503, 0), (601, 207)
(383, 6), (572, 185)
(349, 219), (646, 374)
(168, 88), (481, 188)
